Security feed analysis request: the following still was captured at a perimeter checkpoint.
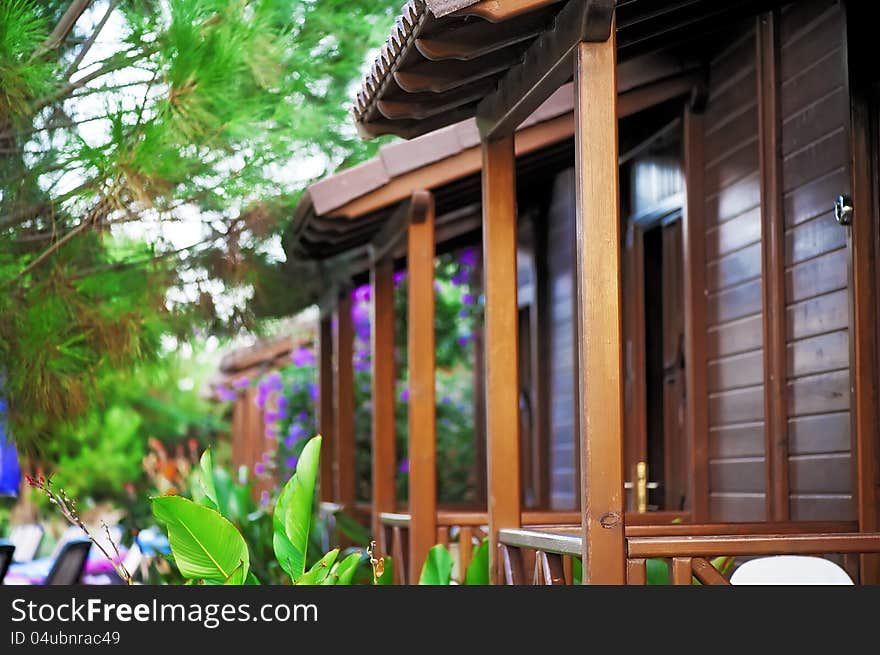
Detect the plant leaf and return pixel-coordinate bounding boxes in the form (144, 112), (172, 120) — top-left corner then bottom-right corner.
(646, 558), (670, 585)
(199, 448), (219, 512)
(418, 544), (454, 585)
(464, 538), (489, 585)
(332, 552), (363, 586)
(297, 548), (339, 585)
(273, 435), (321, 581)
(152, 495), (249, 585)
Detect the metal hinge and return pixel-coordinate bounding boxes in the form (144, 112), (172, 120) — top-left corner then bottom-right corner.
(834, 194), (853, 226)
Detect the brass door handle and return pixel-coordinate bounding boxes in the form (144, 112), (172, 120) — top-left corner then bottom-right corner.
(624, 461), (659, 513)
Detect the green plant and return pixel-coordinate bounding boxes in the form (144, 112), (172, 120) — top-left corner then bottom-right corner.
(151, 435), (381, 585)
(418, 539), (490, 585)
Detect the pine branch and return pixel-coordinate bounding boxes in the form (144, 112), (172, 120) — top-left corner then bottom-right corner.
(34, 0), (93, 59)
(63, 0), (119, 80)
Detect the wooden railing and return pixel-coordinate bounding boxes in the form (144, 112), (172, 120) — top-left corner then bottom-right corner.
(497, 521), (863, 585)
(380, 510), (691, 583)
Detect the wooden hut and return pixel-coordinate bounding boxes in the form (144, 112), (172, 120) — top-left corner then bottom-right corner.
(287, 0), (880, 584)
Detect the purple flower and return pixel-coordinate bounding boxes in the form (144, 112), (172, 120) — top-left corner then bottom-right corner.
(398, 458), (410, 474)
(265, 408), (287, 423)
(352, 303), (371, 342)
(441, 396), (452, 405)
(353, 285), (370, 303)
(307, 383), (319, 401)
(260, 491), (270, 508)
(457, 333), (471, 348)
(462, 293), (475, 305)
(276, 395), (287, 408)
(297, 411), (309, 422)
(264, 372), (283, 392)
(264, 427), (277, 440)
(292, 345), (315, 367)
(254, 462), (266, 476)
(288, 423), (306, 440)
(459, 248), (477, 268)
(434, 280), (442, 292)
(216, 386), (236, 402)
(399, 387), (410, 403)
(255, 390), (268, 409)
(393, 271), (406, 286)
(451, 271), (468, 286)
(458, 309), (469, 319)
(286, 456), (299, 470)
(232, 377), (250, 389)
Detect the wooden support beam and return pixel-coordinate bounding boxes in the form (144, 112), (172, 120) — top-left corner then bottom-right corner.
(407, 191), (437, 583)
(394, 49), (521, 94)
(672, 557), (693, 585)
(846, 1), (880, 585)
(318, 313), (336, 502)
(371, 254), (397, 543)
(377, 80), (495, 121)
(334, 291), (356, 506)
(476, 0), (615, 140)
(482, 134), (521, 584)
(756, 11), (788, 522)
(574, 31), (625, 585)
(682, 107), (709, 522)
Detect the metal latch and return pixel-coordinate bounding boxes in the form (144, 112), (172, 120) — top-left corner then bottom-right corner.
(834, 194), (853, 226)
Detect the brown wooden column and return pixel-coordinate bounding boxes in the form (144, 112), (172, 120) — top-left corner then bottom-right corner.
(683, 107), (709, 522)
(318, 312), (335, 502)
(407, 191), (437, 583)
(846, 1), (880, 584)
(371, 255), (397, 543)
(334, 291), (356, 507)
(482, 134), (521, 584)
(574, 31), (625, 584)
(757, 11), (789, 522)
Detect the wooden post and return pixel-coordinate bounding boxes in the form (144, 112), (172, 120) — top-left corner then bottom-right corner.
(757, 11), (789, 522)
(574, 31), (626, 584)
(371, 255), (397, 543)
(334, 291), (356, 507)
(318, 313), (335, 502)
(682, 107), (710, 522)
(482, 134), (521, 584)
(407, 191), (437, 583)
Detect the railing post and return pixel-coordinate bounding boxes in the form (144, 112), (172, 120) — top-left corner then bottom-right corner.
(371, 254), (397, 545)
(318, 312), (335, 502)
(574, 25), (626, 583)
(481, 134), (521, 584)
(334, 291), (356, 508)
(407, 191), (437, 583)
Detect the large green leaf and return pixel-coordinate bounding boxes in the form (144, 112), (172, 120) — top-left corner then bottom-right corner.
(152, 495), (249, 585)
(198, 448), (220, 512)
(464, 539), (489, 585)
(297, 548), (339, 585)
(273, 435), (321, 582)
(418, 544), (454, 585)
(332, 552), (363, 586)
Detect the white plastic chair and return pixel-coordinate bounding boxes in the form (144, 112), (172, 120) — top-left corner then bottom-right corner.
(9, 524), (43, 562)
(730, 555), (854, 585)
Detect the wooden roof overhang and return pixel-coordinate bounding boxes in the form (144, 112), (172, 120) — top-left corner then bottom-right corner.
(289, 49), (703, 269)
(354, 0), (787, 141)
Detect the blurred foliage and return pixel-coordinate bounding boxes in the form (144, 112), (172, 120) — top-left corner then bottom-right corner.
(0, 0), (401, 450)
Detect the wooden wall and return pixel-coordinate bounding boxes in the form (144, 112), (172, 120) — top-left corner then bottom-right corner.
(778, 0), (854, 520)
(545, 168), (579, 509)
(697, 0), (855, 521)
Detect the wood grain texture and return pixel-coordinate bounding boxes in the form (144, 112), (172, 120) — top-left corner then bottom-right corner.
(482, 134), (521, 584)
(683, 107), (710, 522)
(334, 293), (356, 506)
(574, 34), (625, 583)
(318, 314), (335, 502)
(758, 10), (789, 521)
(407, 192), (437, 583)
(370, 255), (397, 542)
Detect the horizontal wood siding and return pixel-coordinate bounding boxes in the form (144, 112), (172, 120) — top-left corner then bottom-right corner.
(546, 169), (578, 509)
(704, 24), (767, 520)
(779, 0), (854, 521)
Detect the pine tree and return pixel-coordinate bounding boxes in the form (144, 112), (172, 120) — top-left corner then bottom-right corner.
(0, 0), (399, 450)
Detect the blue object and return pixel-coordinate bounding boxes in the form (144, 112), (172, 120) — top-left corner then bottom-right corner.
(0, 399), (21, 497)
